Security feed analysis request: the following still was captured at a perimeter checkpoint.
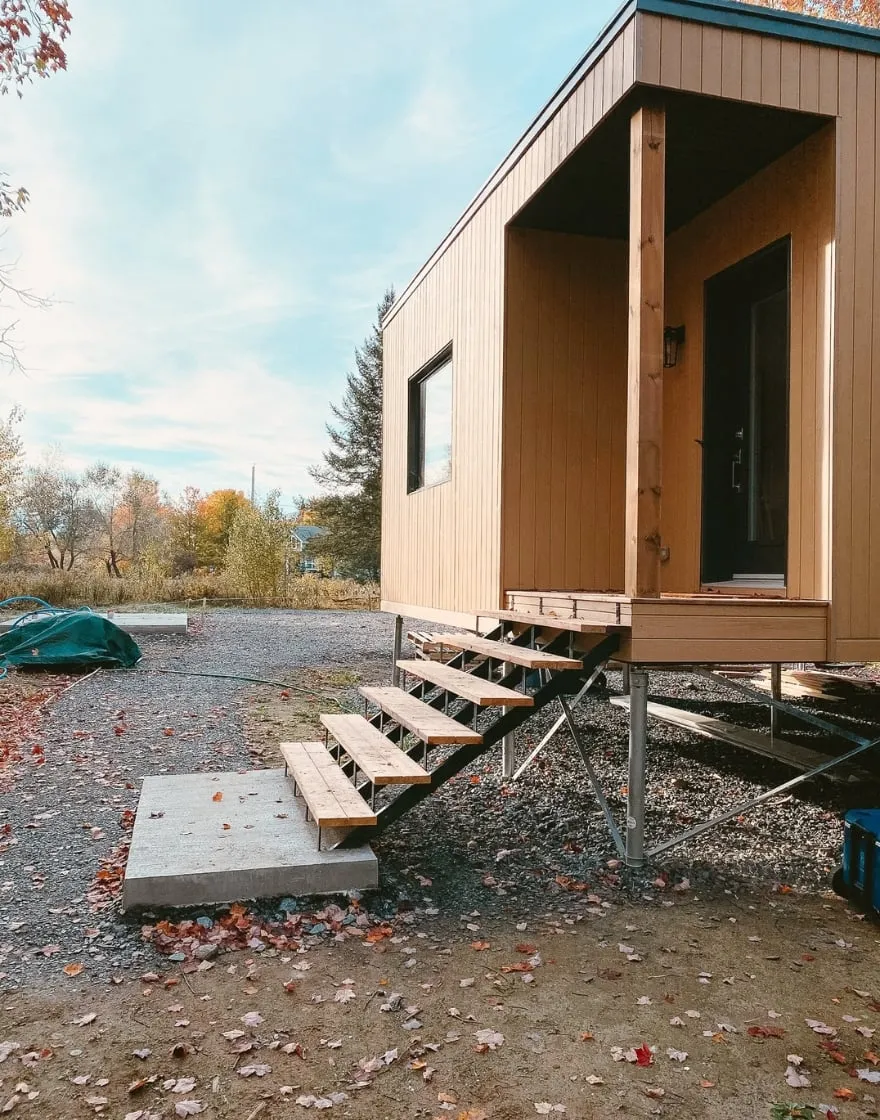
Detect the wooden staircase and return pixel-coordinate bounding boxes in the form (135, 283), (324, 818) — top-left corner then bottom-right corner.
(281, 624), (620, 849)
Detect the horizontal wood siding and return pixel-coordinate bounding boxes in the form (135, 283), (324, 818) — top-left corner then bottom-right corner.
(381, 19), (637, 618)
(500, 230), (628, 595)
(662, 128), (835, 600)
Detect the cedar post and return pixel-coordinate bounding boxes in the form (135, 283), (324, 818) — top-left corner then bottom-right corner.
(625, 104), (666, 599)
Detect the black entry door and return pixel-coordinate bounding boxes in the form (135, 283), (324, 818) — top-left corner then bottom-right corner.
(701, 239), (790, 584)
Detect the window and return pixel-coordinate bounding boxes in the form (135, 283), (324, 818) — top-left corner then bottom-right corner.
(407, 346), (453, 492)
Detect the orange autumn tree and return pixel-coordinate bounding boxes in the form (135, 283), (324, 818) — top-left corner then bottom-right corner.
(741, 0), (880, 26)
(198, 489), (250, 567)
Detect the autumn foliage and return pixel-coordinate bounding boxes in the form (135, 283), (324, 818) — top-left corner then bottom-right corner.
(742, 0), (880, 26)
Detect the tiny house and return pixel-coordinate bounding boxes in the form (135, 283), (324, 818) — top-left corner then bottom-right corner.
(381, 0), (880, 665)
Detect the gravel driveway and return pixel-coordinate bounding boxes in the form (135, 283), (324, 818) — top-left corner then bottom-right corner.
(0, 608), (875, 992)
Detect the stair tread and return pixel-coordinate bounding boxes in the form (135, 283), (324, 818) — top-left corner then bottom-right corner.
(480, 609), (615, 634)
(280, 742), (377, 827)
(396, 659), (534, 707)
(431, 631), (581, 670)
(360, 686), (483, 745)
(319, 714), (431, 785)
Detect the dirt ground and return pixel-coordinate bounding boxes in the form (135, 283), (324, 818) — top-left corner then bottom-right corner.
(3, 891), (878, 1119)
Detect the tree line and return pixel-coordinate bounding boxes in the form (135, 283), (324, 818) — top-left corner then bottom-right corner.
(0, 288), (392, 589)
(0, 422), (317, 588)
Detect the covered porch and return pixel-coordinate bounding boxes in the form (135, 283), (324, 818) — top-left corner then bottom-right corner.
(499, 86), (835, 663)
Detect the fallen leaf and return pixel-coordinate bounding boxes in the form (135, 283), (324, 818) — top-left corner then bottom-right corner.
(834, 1087), (856, 1100)
(62, 963), (84, 977)
(584, 1075), (604, 1086)
(470, 941), (490, 951)
(169, 1077), (196, 1094)
(238, 1064), (271, 1078)
(241, 1011), (264, 1028)
(174, 1103), (206, 1118)
(474, 1029), (504, 1051)
(212, 792), (222, 802)
(534, 1105), (566, 1115)
(634, 1043), (654, 1067)
(72, 1013), (96, 1027)
(748, 1025), (786, 1039)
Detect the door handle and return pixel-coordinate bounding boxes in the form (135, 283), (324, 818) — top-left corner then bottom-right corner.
(731, 449), (742, 493)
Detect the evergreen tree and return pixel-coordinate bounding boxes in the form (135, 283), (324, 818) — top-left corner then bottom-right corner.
(308, 288), (394, 581)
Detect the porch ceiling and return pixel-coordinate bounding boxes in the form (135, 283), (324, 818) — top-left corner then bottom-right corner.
(511, 89), (828, 239)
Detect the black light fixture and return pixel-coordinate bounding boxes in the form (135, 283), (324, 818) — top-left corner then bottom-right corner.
(663, 325), (686, 368)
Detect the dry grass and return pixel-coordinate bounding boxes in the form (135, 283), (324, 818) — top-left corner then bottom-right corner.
(0, 569), (379, 610)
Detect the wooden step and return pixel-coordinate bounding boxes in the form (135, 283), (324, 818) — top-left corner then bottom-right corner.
(280, 742), (377, 835)
(320, 714), (431, 785)
(480, 609), (616, 634)
(360, 685), (483, 745)
(435, 631), (581, 670)
(396, 659), (534, 707)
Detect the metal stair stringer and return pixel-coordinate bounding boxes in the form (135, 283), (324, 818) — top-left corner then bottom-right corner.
(339, 631), (620, 846)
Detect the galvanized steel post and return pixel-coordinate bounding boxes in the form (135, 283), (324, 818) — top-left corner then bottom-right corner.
(625, 668), (648, 869)
(391, 614), (403, 687)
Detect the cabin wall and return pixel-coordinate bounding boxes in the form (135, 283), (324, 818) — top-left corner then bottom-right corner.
(381, 18), (638, 621)
(500, 229), (628, 593)
(662, 126), (835, 599)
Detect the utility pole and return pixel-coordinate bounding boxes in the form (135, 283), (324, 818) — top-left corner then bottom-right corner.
(250, 464), (255, 505)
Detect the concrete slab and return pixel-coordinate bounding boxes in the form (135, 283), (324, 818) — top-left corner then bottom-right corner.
(0, 611), (188, 635)
(123, 768), (378, 909)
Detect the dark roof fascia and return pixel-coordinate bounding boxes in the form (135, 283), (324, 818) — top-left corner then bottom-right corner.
(384, 0), (880, 327)
(644, 0), (880, 54)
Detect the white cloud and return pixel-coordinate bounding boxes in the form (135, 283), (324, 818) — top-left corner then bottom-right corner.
(0, 0), (617, 501)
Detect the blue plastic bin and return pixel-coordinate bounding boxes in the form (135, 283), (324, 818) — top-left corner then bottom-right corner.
(841, 809), (880, 912)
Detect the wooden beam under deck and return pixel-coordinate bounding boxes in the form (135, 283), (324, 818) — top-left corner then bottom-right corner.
(625, 103), (666, 599)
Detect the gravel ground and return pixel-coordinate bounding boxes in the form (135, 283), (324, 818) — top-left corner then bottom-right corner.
(0, 608), (876, 992)
(0, 610), (397, 988)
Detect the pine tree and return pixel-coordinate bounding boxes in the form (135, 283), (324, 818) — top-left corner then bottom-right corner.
(308, 288), (394, 581)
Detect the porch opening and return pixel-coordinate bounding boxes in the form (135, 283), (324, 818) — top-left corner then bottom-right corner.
(501, 87), (832, 601)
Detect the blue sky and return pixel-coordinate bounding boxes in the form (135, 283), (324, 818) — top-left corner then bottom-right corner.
(0, 0), (618, 503)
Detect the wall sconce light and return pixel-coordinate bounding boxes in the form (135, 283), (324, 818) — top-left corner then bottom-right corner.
(663, 325), (685, 368)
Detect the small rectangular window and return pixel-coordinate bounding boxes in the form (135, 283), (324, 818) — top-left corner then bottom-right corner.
(407, 346), (453, 492)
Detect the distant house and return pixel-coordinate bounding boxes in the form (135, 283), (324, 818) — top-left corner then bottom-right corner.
(291, 524), (326, 574)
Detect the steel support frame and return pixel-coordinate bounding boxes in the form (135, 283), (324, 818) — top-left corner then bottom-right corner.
(510, 658), (880, 868)
(631, 664), (880, 861)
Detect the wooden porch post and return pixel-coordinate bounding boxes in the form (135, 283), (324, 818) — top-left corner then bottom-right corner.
(625, 104), (666, 599)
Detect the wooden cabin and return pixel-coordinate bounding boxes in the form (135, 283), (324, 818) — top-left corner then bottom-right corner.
(380, 0), (880, 665)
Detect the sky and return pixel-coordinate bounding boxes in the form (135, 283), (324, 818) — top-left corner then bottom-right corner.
(0, 0), (618, 504)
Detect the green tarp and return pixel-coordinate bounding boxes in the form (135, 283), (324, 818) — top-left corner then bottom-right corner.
(0, 612), (141, 670)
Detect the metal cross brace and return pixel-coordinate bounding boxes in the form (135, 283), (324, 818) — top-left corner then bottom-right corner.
(636, 666), (880, 860)
(511, 660), (626, 857)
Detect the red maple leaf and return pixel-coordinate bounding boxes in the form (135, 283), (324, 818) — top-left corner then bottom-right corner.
(635, 1043), (654, 1067)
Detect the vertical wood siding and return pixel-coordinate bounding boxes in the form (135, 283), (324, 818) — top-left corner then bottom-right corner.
(381, 19), (637, 616)
(500, 230), (628, 594)
(386, 9), (879, 650)
(662, 128), (835, 599)
(637, 11), (880, 652)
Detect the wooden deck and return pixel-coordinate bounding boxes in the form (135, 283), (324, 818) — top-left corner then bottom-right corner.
(491, 591), (830, 664)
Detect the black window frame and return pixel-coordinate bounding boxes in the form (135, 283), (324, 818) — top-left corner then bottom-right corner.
(407, 343), (454, 494)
